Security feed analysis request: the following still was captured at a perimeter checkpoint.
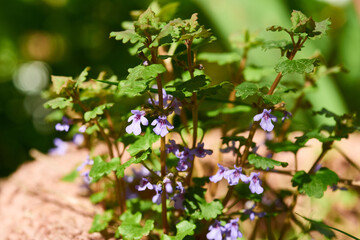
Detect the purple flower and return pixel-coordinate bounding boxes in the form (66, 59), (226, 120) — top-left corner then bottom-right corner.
(81, 171), (91, 184)
(177, 147), (195, 161)
(126, 110), (148, 136)
(79, 125), (87, 133)
(136, 178), (154, 191)
(170, 98), (182, 115)
(55, 117), (72, 132)
(224, 165), (248, 186)
(253, 109), (277, 132)
(151, 115), (174, 137)
(165, 139), (179, 154)
(176, 181), (185, 193)
(248, 172), (264, 194)
(210, 164), (229, 183)
(172, 193), (185, 210)
(164, 177), (173, 193)
(330, 184), (347, 191)
(207, 220), (224, 240)
(281, 111), (292, 122)
(73, 133), (84, 146)
(243, 203), (266, 221)
(143, 60), (149, 66)
(194, 143), (213, 158)
(176, 158), (191, 172)
(48, 138), (68, 155)
(224, 218), (242, 240)
(152, 184), (163, 205)
(77, 155), (94, 171)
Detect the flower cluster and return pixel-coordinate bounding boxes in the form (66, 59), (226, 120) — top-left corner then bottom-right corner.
(207, 219), (242, 240)
(76, 155), (94, 184)
(166, 140), (213, 172)
(210, 164), (264, 194)
(136, 176), (185, 209)
(126, 90), (181, 137)
(55, 116), (72, 132)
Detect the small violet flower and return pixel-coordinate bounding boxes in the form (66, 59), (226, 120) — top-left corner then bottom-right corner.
(175, 181), (185, 193)
(248, 172), (264, 194)
(172, 193), (185, 210)
(253, 109), (277, 132)
(176, 158), (191, 172)
(224, 218), (242, 240)
(281, 110), (292, 122)
(210, 164), (229, 183)
(194, 142), (213, 158)
(48, 138), (68, 156)
(136, 178), (154, 191)
(207, 220), (225, 240)
(77, 155), (94, 172)
(73, 133), (84, 146)
(224, 165), (248, 186)
(152, 184), (163, 205)
(151, 115), (174, 137)
(55, 117), (72, 132)
(165, 139), (179, 154)
(164, 177), (173, 194)
(79, 125), (87, 133)
(81, 171), (91, 184)
(126, 110), (148, 136)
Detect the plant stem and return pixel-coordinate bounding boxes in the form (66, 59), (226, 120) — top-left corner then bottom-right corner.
(308, 141), (333, 173)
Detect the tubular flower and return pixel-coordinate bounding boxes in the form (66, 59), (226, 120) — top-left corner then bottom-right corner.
(253, 109), (277, 132)
(151, 115), (174, 137)
(248, 172), (264, 194)
(126, 110), (148, 135)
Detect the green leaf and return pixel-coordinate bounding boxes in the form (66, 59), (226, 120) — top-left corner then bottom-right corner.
(84, 103), (114, 122)
(172, 75), (210, 96)
(206, 105), (251, 117)
(292, 168), (339, 198)
(118, 79), (150, 97)
(302, 168), (339, 198)
(116, 149), (151, 178)
(158, 2), (180, 22)
(313, 19), (331, 39)
(266, 25), (287, 32)
(162, 220), (196, 240)
(134, 8), (161, 36)
(266, 140), (303, 153)
(248, 153), (288, 170)
(90, 191), (106, 204)
(275, 58), (317, 75)
(127, 128), (160, 157)
(89, 156), (120, 182)
(89, 210), (114, 233)
(197, 52), (241, 66)
(75, 67), (90, 88)
(44, 97), (73, 109)
(262, 40), (293, 51)
(118, 211), (154, 240)
(295, 130), (337, 145)
(235, 82), (259, 100)
(127, 64), (166, 81)
(184, 186), (223, 221)
(110, 30), (144, 44)
(290, 10), (316, 35)
(297, 213), (360, 240)
(51, 75), (74, 94)
(61, 169), (78, 182)
(85, 124), (99, 134)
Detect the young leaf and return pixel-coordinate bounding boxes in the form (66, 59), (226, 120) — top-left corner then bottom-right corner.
(134, 8), (161, 36)
(118, 211), (154, 240)
(110, 30), (144, 44)
(266, 25), (287, 32)
(127, 128), (160, 156)
(75, 67), (90, 88)
(313, 19), (331, 39)
(275, 58), (317, 74)
(248, 153), (288, 170)
(84, 103), (114, 122)
(127, 64), (166, 81)
(290, 10), (316, 35)
(90, 191), (107, 204)
(89, 156), (120, 182)
(162, 220), (196, 240)
(51, 75), (74, 94)
(44, 97), (73, 109)
(89, 210), (114, 233)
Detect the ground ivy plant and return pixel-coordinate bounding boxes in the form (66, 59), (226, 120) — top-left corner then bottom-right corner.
(44, 4), (359, 240)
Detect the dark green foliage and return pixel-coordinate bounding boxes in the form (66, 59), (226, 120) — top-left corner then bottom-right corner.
(248, 153), (288, 170)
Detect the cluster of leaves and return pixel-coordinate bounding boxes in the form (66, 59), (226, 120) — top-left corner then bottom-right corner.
(43, 3), (360, 240)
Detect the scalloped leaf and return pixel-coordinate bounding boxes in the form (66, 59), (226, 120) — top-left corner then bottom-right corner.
(110, 30), (144, 44)
(89, 210), (114, 233)
(117, 212), (154, 240)
(127, 64), (166, 81)
(275, 58), (317, 74)
(162, 221), (196, 240)
(44, 97), (73, 109)
(84, 103), (114, 122)
(248, 153), (288, 170)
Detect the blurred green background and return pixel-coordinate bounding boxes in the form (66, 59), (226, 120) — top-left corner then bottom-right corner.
(0, 0), (359, 177)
